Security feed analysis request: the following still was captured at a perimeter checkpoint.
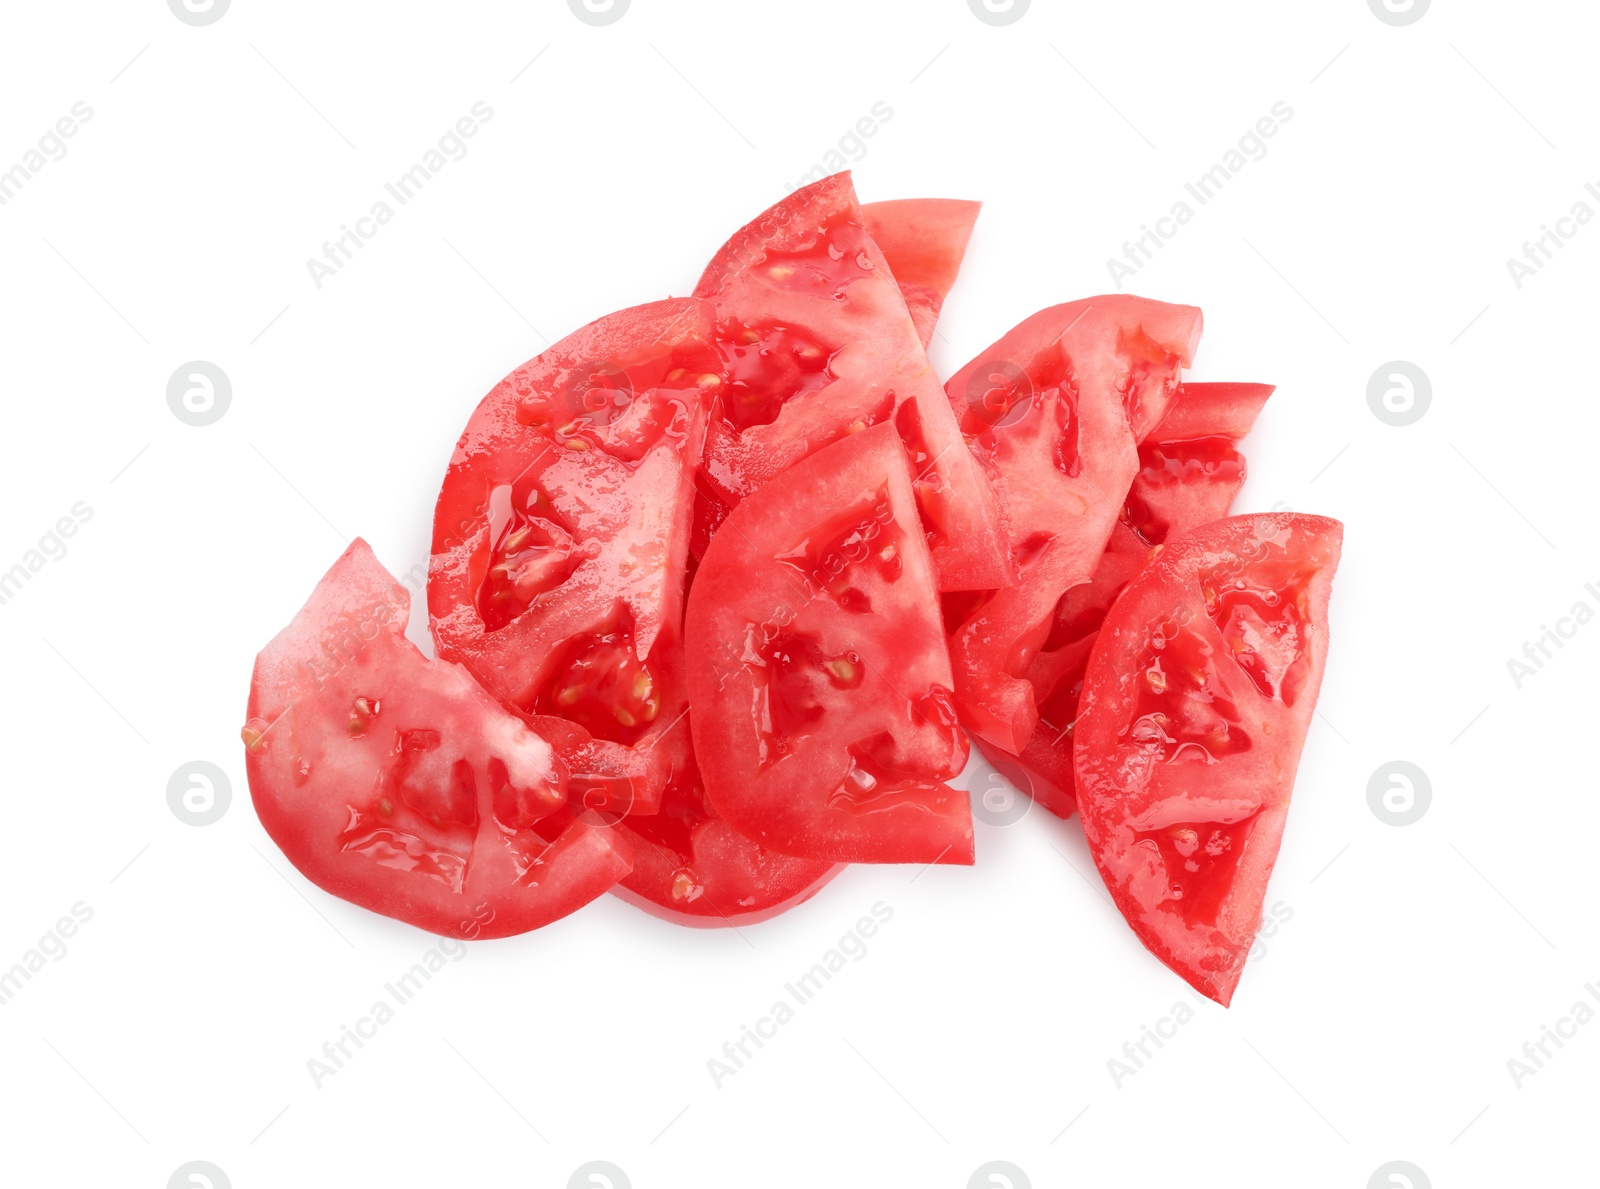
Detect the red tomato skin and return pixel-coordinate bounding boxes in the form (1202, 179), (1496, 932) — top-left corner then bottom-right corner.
(606, 740), (843, 926)
(1073, 514), (1342, 1005)
(614, 820), (845, 927)
(944, 297), (1203, 755)
(860, 198), (981, 347)
(684, 422), (973, 865)
(694, 172), (1009, 593)
(977, 380), (1274, 817)
(429, 298), (721, 813)
(246, 540), (630, 940)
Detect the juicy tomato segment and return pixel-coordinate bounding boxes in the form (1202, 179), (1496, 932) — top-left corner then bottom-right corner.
(612, 748), (843, 926)
(860, 198), (981, 348)
(430, 298), (722, 814)
(243, 540), (630, 939)
(685, 422), (973, 864)
(1074, 514), (1342, 1005)
(718, 320), (836, 432)
(693, 172), (1008, 592)
(981, 381), (1273, 818)
(943, 297), (1203, 756)
(532, 619), (660, 746)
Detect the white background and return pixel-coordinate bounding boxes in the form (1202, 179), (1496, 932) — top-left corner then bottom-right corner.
(1, 1), (1594, 1186)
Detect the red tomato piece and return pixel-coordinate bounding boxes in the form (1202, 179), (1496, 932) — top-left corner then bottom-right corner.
(943, 297), (1203, 755)
(979, 381), (1273, 816)
(610, 748), (843, 926)
(860, 198), (981, 347)
(243, 540), (630, 939)
(1074, 514), (1343, 1005)
(684, 422), (973, 865)
(693, 172), (1009, 592)
(429, 299), (722, 813)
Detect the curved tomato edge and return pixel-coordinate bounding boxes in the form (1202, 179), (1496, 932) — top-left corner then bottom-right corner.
(684, 423), (976, 866)
(1072, 513), (1344, 1006)
(244, 540), (635, 942)
(609, 862), (847, 929)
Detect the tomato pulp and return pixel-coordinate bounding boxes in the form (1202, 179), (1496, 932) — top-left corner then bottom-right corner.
(980, 381), (1274, 816)
(244, 541), (630, 939)
(693, 172), (1009, 593)
(943, 296), (1204, 756)
(685, 423), (973, 865)
(1073, 513), (1342, 1004)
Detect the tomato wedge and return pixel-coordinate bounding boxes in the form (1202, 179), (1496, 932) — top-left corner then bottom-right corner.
(943, 297), (1203, 755)
(1074, 514), (1342, 1005)
(860, 198), (980, 348)
(243, 540), (629, 939)
(979, 381), (1273, 816)
(429, 299), (721, 813)
(611, 748), (843, 926)
(685, 422), (973, 864)
(693, 172), (1008, 592)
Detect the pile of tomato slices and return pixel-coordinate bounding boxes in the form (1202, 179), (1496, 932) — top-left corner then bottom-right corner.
(243, 172), (1341, 1005)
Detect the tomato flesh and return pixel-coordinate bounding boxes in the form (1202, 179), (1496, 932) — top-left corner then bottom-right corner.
(244, 540), (630, 938)
(943, 297), (1203, 756)
(685, 422), (972, 864)
(977, 382), (1273, 817)
(429, 298), (722, 813)
(693, 172), (1008, 592)
(1074, 513), (1342, 1004)
(860, 198), (981, 347)
(611, 747), (843, 926)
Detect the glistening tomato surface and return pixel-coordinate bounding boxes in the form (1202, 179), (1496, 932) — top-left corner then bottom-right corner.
(943, 297), (1203, 755)
(243, 541), (629, 939)
(693, 172), (1008, 592)
(685, 422), (973, 865)
(611, 746), (843, 926)
(979, 381), (1273, 816)
(860, 198), (981, 348)
(1074, 514), (1342, 1005)
(429, 299), (721, 813)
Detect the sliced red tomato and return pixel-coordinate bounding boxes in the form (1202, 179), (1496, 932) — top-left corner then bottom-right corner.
(943, 297), (1203, 756)
(979, 381), (1273, 816)
(860, 198), (981, 348)
(429, 299), (722, 813)
(611, 746), (843, 926)
(692, 172), (1008, 592)
(243, 540), (629, 939)
(1074, 513), (1342, 1005)
(684, 422), (973, 864)
(1122, 382), (1273, 543)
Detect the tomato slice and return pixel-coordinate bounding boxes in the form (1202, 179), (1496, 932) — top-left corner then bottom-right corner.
(610, 746), (843, 926)
(693, 172), (1008, 593)
(979, 381), (1273, 816)
(684, 422), (973, 864)
(1074, 514), (1342, 1005)
(243, 540), (630, 939)
(860, 198), (981, 348)
(429, 299), (722, 812)
(943, 297), (1203, 755)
